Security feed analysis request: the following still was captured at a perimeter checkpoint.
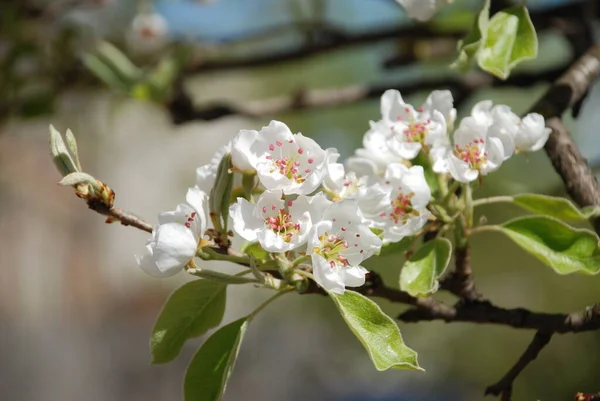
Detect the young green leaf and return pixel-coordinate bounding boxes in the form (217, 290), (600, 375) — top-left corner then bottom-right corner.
(184, 318), (249, 401)
(83, 53), (130, 92)
(329, 291), (423, 372)
(240, 241), (269, 260)
(450, 0), (490, 72)
(498, 216), (600, 275)
(379, 236), (414, 258)
(477, 5), (537, 80)
(151, 280), (226, 364)
(209, 153), (234, 233)
(513, 194), (600, 221)
(96, 41), (141, 85)
(49, 125), (79, 176)
(400, 238), (452, 297)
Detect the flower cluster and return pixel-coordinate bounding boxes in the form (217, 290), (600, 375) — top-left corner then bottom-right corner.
(137, 89), (550, 294)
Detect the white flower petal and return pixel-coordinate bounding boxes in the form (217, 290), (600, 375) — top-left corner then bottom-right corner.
(343, 265), (368, 288)
(482, 137), (505, 174)
(447, 154), (478, 183)
(136, 253), (177, 278)
(153, 223), (197, 274)
(229, 198), (262, 242)
(402, 166), (432, 208)
(231, 129), (260, 170)
(311, 254), (345, 294)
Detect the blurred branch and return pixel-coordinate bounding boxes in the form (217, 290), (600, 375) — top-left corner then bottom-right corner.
(184, 0), (598, 74)
(576, 391), (600, 401)
(485, 331), (553, 400)
(168, 65), (566, 124)
(185, 23), (465, 74)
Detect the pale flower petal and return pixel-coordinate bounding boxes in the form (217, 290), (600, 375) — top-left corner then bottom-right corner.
(312, 254), (345, 294)
(153, 223), (197, 274)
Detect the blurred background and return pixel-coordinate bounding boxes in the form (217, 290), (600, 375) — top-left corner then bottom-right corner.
(1, 0), (600, 400)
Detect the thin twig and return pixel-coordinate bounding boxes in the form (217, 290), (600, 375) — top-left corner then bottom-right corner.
(485, 331), (554, 399)
(87, 200), (153, 233)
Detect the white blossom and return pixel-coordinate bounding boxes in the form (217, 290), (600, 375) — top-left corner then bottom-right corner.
(470, 100), (551, 158)
(357, 164), (431, 243)
(323, 149), (370, 201)
(136, 187), (208, 277)
(229, 190), (330, 252)
(446, 116), (506, 183)
(309, 200), (382, 294)
(512, 113), (551, 153)
(345, 121), (406, 178)
(127, 13), (169, 54)
(396, 0), (451, 22)
(359, 89), (454, 163)
(231, 120), (329, 195)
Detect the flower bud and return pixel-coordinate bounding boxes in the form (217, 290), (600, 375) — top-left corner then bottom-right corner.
(49, 125), (79, 176)
(209, 153), (234, 241)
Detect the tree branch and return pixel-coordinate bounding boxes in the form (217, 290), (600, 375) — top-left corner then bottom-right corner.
(398, 300), (600, 333)
(440, 245), (482, 301)
(529, 43), (600, 233)
(87, 200), (153, 233)
(485, 331), (553, 400)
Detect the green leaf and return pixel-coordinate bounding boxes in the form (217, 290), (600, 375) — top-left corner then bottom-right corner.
(379, 237), (414, 258)
(147, 56), (179, 97)
(49, 125), (78, 176)
(451, 0), (490, 73)
(58, 172), (97, 187)
(477, 5), (537, 80)
(329, 291), (422, 372)
(209, 153), (234, 234)
(151, 280), (226, 364)
(414, 151), (439, 195)
(513, 194), (600, 221)
(184, 318), (249, 401)
(96, 41), (141, 84)
(240, 241), (269, 260)
(83, 53), (130, 92)
(370, 227), (384, 237)
(400, 238), (452, 297)
(498, 216), (600, 275)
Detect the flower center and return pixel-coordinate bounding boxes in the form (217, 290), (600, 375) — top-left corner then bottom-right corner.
(313, 233), (350, 269)
(139, 26), (158, 39)
(264, 141), (314, 183)
(402, 122), (429, 144)
(332, 174), (362, 201)
(392, 110), (431, 145)
(454, 139), (488, 170)
(262, 206), (300, 242)
(380, 191), (419, 224)
(183, 212), (197, 229)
